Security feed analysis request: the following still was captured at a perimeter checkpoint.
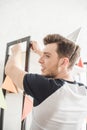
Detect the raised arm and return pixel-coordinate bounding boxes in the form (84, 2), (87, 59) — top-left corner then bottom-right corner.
(5, 41), (42, 90)
(5, 44), (27, 90)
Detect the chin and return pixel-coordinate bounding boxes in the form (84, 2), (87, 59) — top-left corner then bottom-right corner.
(41, 72), (47, 76)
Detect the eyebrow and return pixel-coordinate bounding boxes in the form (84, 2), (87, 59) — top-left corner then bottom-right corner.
(43, 52), (51, 55)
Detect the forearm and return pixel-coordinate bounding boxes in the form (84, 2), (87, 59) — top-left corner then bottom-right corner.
(34, 49), (43, 56)
(5, 55), (27, 90)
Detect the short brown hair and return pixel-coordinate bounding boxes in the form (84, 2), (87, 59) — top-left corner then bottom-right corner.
(43, 34), (80, 69)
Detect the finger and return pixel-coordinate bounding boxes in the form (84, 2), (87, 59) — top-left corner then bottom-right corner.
(30, 41), (37, 50)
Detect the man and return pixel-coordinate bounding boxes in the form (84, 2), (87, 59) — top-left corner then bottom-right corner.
(5, 34), (87, 130)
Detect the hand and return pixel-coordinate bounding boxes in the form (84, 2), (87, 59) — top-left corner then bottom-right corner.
(30, 41), (42, 56)
(30, 41), (38, 53)
(11, 43), (22, 56)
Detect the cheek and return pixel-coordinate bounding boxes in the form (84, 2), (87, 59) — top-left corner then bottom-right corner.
(45, 59), (54, 67)
(47, 60), (58, 70)
(45, 57), (59, 68)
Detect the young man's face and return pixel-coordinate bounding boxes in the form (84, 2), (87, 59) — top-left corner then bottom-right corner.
(39, 43), (60, 77)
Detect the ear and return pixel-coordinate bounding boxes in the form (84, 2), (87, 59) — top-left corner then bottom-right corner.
(63, 57), (69, 66)
(60, 57), (69, 67)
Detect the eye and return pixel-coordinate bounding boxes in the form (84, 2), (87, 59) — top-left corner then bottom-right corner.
(45, 55), (50, 58)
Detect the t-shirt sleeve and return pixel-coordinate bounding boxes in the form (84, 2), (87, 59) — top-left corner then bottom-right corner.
(23, 73), (52, 106)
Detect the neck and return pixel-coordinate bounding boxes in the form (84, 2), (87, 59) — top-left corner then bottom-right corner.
(54, 70), (74, 82)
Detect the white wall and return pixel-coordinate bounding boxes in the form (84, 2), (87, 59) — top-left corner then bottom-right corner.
(0, 0), (87, 81)
(0, 0), (87, 84)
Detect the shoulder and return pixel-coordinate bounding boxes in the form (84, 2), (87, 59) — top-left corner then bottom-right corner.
(24, 73), (47, 80)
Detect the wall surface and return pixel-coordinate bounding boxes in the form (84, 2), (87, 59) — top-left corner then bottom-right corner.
(0, 0), (87, 85)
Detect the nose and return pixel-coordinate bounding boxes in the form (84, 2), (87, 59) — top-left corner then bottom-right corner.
(38, 55), (44, 64)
